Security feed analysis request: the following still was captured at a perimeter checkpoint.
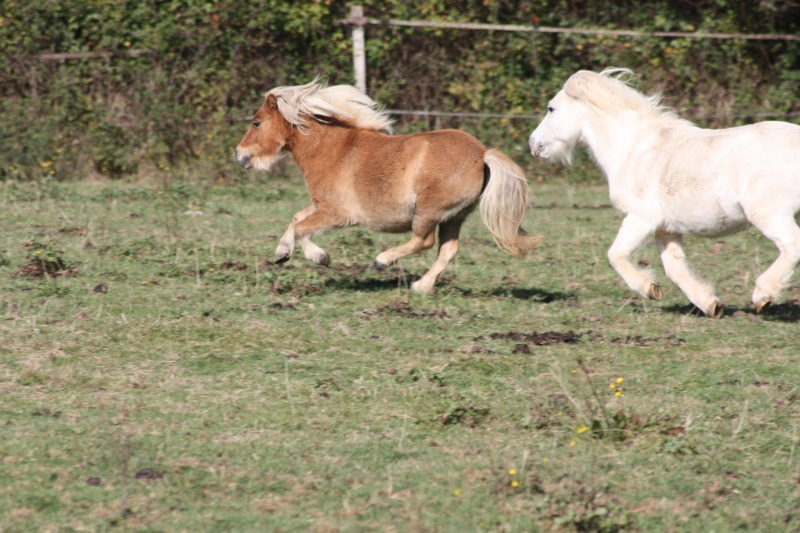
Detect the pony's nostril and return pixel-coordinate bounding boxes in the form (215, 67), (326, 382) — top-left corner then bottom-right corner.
(234, 151), (251, 169)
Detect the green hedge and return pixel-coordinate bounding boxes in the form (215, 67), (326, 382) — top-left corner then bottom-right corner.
(1, 0), (798, 180)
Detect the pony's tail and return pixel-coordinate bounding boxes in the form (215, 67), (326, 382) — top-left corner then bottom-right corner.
(480, 150), (542, 258)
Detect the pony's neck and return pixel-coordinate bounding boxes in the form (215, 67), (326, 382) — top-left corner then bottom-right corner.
(580, 111), (649, 180)
(288, 120), (352, 185)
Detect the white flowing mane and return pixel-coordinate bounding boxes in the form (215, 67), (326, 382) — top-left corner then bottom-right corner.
(566, 68), (685, 122)
(267, 78), (395, 134)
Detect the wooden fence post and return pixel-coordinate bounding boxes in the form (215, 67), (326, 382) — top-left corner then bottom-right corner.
(350, 6), (367, 93)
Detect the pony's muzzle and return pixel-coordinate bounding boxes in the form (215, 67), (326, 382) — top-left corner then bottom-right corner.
(233, 149), (252, 169)
(528, 136), (543, 157)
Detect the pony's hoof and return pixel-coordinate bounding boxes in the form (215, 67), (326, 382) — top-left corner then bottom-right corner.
(753, 298), (772, 314)
(315, 254), (331, 268)
(371, 261), (387, 271)
(647, 283), (663, 301)
(410, 281), (436, 296)
(707, 301), (724, 319)
(274, 253), (291, 264)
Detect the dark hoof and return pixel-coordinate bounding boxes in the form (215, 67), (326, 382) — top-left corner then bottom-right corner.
(317, 254), (330, 268)
(370, 261), (387, 271)
(708, 302), (724, 319)
(647, 283), (663, 301)
(274, 254), (290, 264)
(753, 299), (771, 314)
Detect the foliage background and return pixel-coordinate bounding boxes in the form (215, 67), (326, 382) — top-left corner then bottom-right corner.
(2, 3), (800, 530)
(1, 0), (799, 181)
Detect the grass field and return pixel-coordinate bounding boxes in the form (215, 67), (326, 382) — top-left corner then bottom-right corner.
(1, 166), (799, 532)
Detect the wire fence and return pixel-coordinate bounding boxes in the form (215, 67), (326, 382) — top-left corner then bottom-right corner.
(16, 12), (800, 123)
(339, 9), (800, 122)
(338, 15), (800, 41)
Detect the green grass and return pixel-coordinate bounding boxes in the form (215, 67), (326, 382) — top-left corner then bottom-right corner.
(1, 169), (799, 532)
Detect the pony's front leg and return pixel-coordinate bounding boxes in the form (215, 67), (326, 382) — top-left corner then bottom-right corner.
(291, 208), (348, 267)
(656, 233), (722, 318)
(275, 205), (316, 264)
(607, 214), (662, 301)
(748, 214), (800, 313)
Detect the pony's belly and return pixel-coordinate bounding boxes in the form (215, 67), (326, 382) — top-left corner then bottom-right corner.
(356, 209), (413, 233)
(663, 210), (750, 238)
(365, 220), (413, 233)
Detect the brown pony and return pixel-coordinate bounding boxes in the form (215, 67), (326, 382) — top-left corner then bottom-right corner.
(234, 79), (539, 294)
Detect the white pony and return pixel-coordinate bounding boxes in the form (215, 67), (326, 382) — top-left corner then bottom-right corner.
(529, 68), (800, 317)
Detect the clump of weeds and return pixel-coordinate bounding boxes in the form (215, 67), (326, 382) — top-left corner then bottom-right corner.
(18, 239), (76, 278)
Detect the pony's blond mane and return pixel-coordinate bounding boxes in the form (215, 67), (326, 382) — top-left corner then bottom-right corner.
(267, 78), (394, 134)
(565, 68), (682, 121)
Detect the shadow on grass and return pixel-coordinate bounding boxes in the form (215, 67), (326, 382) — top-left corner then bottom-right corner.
(758, 302), (800, 323)
(321, 267), (566, 303)
(323, 267), (419, 292)
(660, 302), (800, 323)
(490, 286), (575, 303)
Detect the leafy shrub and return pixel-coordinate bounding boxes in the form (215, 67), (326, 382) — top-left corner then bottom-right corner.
(1, 0), (798, 181)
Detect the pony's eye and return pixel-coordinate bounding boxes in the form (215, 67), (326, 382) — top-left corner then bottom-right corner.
(253, 121), (261, 128)
(546, 106), (555, 113)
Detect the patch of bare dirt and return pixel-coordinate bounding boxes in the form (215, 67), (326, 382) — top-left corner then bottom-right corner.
(18, 259), (77, 278)
(609, 334), (685, 347)
(479, 331), (582, 345)
(355, 300), (450, 320)
(58, 225), (87, 236)
(218, 259), (248, 270)
(135, 468), (163, 480)
(440, 404), (490, 427)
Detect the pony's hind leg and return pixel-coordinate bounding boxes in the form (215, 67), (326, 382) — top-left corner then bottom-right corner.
(275, 205), (316, 264)
(371, 213), (436, 270)
(749, 213), (800, 312)
(608, 214), (663, 302)
(656, 233), (722, 318)
(410, 219), (463, 295)
(370, 217), (443, 294)
(371, 230), (436, 271)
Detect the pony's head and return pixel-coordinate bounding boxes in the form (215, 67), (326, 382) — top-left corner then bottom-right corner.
(529, 68), (665, 164)
(235, 78), (394, 171)
(234, 91), (293, 171)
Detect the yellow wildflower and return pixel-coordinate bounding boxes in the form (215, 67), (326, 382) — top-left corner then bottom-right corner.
(453, 488), (462, 496)
(615, 390), (622, 397)
(617, 377), (624, 383)
(510, 480), (519, 488)
(508, 469), (517, 476)
(577, 425), (590, 434)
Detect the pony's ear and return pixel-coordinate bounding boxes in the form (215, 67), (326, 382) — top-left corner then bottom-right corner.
(564, 71), (594, 99)
(265, 93), (278, 111)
